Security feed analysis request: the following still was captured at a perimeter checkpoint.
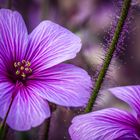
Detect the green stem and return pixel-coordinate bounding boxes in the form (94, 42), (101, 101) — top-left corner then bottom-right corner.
(85, 0), (132, 113)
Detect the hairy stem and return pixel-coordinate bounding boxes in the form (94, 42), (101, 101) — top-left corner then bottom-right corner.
(85, 0), (132, 113)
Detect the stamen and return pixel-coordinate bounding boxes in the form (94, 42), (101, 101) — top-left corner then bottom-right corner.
(22, 60), (26, 64)
(20, 66), (24, 70)
(16, 70), (20, 75)
(14, 62), (17, 68)
(25, 68), (29, 71)
(17, 62), (21, 66)
(26, 61), (31, 67)
(21, 73), (26, 78)
(13, 60), (32, 80)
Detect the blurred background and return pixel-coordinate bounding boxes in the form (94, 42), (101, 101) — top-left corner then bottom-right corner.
(0, 0), (140, 140)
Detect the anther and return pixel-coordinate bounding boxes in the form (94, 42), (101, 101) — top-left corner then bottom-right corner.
(22, 60), (26, 64)
(14, 62), (17, 68)
(26, 61), (31, 67)
(14, 60), (32, 80)
(21, 73), (26, 78)
(17, 62), (21, 66)
(25, 68), (29, 71)
(16, 70), (20, 75)
(20, 66), (24, 70)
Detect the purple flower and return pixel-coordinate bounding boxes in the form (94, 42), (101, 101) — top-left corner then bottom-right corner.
(69, 86), (140, 140)
(0, 9), (92, 131)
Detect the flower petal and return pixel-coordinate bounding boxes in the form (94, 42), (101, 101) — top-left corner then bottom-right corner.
(0, 85), (50, 131)
(25, 21), (81, 70)
(28, 64), (92, 107)
(109, 86), (140, 115)
(0, 9), (28, 63)
(0, 82), (14, 119)
(69, 108), (139, 140)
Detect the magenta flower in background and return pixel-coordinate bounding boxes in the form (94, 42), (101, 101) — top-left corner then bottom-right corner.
(0, 9), (92, 131)
(69, 86), (140, 140)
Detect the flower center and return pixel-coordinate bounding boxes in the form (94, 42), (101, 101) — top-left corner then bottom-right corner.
(13, 60), (32, 80)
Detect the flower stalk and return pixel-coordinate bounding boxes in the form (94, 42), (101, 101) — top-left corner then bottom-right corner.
(0, 98), (14, 140)
(85, 0), (132, 113)
(0, 84), (18, 140)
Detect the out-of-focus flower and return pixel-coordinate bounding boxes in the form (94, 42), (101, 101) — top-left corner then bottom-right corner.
(0, 9), (92, 131)
(27, 1), (42, 32)
(88, 5), (115, 33)
(69, 0), (93, 27)
(132, 0), (140, 5)
(69, 86), (140, 140)
(68, 0), (115, 34)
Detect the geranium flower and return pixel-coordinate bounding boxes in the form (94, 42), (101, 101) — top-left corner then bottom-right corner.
(69, 86), (140, 140)
(0, 9), (91, 131)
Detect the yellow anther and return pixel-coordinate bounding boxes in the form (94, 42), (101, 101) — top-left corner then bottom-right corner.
(14, 60), (32, 79)
(26, 61), (31, 67)
(20, 66), (24, 70)
(21, 73), (26, 78)
(14, 62), (17, 68)
(17, 62), (21, 66)
(15, 70), (20, 75)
